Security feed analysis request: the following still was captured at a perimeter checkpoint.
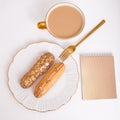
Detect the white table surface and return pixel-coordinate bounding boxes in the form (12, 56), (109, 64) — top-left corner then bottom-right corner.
(0, 0), (120, 120)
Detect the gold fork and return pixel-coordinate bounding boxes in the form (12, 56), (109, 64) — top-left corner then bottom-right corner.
(59, 20), (105, 62)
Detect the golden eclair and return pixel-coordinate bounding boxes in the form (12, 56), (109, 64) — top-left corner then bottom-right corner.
(34, 62), (65, 98)
(20, 52), (55, 88)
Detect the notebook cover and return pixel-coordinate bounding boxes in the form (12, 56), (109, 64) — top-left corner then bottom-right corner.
(80, 55), (117, 100)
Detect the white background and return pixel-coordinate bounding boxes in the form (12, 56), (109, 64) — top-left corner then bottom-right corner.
(0, 0), (120, 120)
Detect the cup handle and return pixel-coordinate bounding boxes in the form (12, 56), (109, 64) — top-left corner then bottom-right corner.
(37, 21), (47, 29)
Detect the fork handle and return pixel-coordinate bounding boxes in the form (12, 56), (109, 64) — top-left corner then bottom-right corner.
(75, 20), (105, 47)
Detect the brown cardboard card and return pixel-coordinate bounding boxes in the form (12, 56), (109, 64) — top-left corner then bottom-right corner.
(80, 55), (117, 100)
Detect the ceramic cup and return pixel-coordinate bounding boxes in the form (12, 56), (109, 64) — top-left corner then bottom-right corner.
(37, 3), (85, 39)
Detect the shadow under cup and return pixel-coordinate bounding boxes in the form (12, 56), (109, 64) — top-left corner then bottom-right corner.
(37, 3), (85, 39)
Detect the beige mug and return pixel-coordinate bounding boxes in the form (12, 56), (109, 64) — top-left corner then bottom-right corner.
(37, 3), (85, 39)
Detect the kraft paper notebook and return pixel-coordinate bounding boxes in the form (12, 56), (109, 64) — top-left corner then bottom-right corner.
(80, 55), (117, 100)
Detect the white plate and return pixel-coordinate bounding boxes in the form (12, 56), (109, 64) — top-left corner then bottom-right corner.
(8, 42), (79, 112)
